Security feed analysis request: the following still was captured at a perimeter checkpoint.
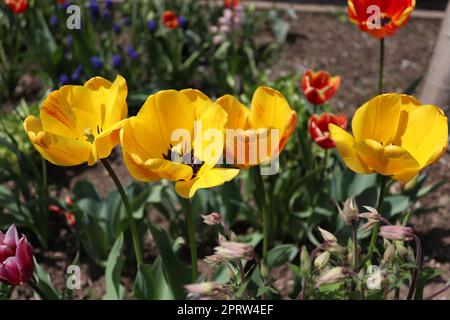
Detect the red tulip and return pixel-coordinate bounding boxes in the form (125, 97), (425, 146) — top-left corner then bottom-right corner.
(225, 0), (239, 8)
(302, 69), (341, 106)
(162, 10), (179, 29)
(348, 0), (415, 39)
(308, 113), (347, 149)
(0, 225), (34, 286)
(5, 0), (28, 14)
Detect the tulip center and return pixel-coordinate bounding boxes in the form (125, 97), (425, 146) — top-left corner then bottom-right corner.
(381, 15), (391, 26)
(163, 143), (204, 176)
(83, 126), (103, 144)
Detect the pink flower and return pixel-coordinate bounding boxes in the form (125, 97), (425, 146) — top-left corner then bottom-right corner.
(379, 225), (414, 241)
(0, 225), (34, 285)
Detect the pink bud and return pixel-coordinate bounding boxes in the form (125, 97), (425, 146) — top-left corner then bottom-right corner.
(379, 225), (414, 241)
(0, 225), (34, 286)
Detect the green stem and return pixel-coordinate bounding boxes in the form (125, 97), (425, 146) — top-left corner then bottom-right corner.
(378, 38), (385, 95)
(101, 159), (144, 266)
(367, 175), (388, 264)
(253, 168), (270, 260)
(185, 199), (198, 281)
(28, 280), (50, 300)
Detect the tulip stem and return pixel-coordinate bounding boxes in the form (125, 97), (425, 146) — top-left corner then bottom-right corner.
(378, 38), (385, 95)
(185, 199), (198, 281)
(101, 159), (144, 266)
(28, 280), (50, 300)
(253, 167), (270, 260)
(407, 234), (423, 300)
(367, 175), (388, 264)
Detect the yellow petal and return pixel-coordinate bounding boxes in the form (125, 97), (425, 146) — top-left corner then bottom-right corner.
(353, 139), (420, 182)
(94, 119), (127, 161)
(352, 94), (404, 145)
(175, 168), (240, 199)
(328, 124), (368, 174)
(400, 104), (448, 168)
(23, 116), (91, 166)
(180, 89), (214, 119)
(248, 86), (293, 133)
(216, 94), (249, 130)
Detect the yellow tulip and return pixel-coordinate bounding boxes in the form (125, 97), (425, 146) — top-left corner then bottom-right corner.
(120, 89), (239, 199)
(23, 75), (128, 166)
(216, 86), (297, 168)
(329, 94), (448, 182)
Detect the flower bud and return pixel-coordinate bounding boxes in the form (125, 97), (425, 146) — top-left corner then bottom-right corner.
(379, 225), (414, 241)
(0, 225), (34, 286)
(202, 212), (222, 226)
(314, 251), (330, 269)
(359, 206), (381, 220)
(383, 243), (396, 263)
(318, 226), (337, 242)
(214, 240), (255, 261)
(260, 262), (270, 279)
(300, 246), (311, 273)
(316, 267), (346, 287)
(184, 282), (224, 299)
(337, 197), (359, 224)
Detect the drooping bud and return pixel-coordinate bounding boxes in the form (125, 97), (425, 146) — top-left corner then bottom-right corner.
(184, 282), (225, 300)
(314, 251), (330, 269)
(359, 206), (381, 220)
(202, 212), (222, 226)
(214, 240), (255, 261)
(379, 225), (414, 241)
(337, 197), (359, 224)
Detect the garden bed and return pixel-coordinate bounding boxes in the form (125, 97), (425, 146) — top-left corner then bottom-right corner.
(11, 10), (448, 299)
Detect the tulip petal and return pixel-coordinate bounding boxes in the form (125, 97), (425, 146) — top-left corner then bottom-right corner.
(175, 168), (240, 199)
(24, 116), (91, 166)
(352, 94), (404, 145)
(93, 119), (127, 162)
(328, 124), (368, 173)
(181, 89), (214, 119)
(0, 256), (21, 285)
(16, 237), (33, 283)
(400, 104), (448, 168)
(4, 224), (18, 248)
(354, 139), (420, 182)
(216, 94), (249, 130)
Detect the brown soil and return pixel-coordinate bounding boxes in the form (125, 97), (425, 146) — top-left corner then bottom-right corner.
(7, 12), (450, 299)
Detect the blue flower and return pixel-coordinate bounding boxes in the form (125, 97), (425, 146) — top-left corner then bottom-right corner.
(123, 17), (131, 26)
(113, 23), (121, 34)
(147, 20), (157, 32)
(66, 35), (73, 46)
(59, 74), (69, 86)
(90, 56), (103, 69)
(105, 0), (113, 10)
(126, 45), (138, 61)
(71, 65), (83, 81)
(88, 0), (100, 19)
(111, 54), (121, 69)
(50, 15), (59, 27)
(178, 16), (188, 29)
(103, 9), (112, 21)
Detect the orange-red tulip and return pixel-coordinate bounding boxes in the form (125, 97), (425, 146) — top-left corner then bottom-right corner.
(225, 0), (239, 8)
(162, 10), (179, 29)
(308, 113), (347, 149)
(348, 0), (416, 39)
(5, 0), (28, 14)
(302, 69), (341, 106)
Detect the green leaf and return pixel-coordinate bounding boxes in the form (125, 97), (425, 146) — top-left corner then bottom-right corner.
(33, 258), (61, 300)
(149, 224), (190, 299)
(266, 244), (298, 268)
(134, 264), (156, 300)
(103, 234), (125, 300)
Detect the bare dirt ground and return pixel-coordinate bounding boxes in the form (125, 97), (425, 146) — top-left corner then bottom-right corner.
(8, 11), (450, 299)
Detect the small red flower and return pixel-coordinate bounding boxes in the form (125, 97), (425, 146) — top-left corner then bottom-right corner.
(5, 0), (28, 14)
(224, 0), (239, 8)
(65, 212), (76, 227)
(49, 204), (64, 216)
(65, 195), (74, 207)
(308, 113), (347, 149)
(162, 10), (179, 29)
(302, 69), (341, 106)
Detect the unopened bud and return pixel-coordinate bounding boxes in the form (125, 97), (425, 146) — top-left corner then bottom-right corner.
(318, 226), (337, 242)
(316, 267), (346, 287)
(379, 225), (414, 241)
(260, 262), (270, 279)
(359, 206), (381, 220)
(383, 243), (396, 263)
(214, 240), (255, 261)
(184, 282), (224, 299)
(300, 246), (311, 273)
(202, 212), (222, 225)
(314, 251), (330, 269)
(338, 197), (359, 224)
